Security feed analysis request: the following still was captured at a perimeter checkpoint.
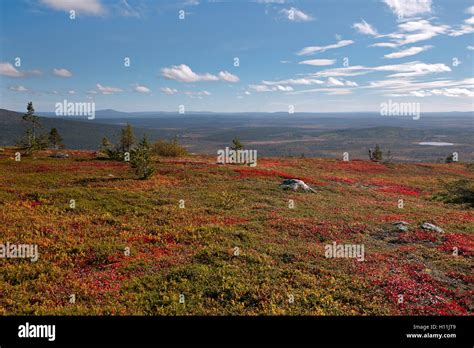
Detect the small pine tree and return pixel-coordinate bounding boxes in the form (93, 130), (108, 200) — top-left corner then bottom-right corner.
(18, 102), (47, 154)
(101, 137), (112, 151)
(120, 124), (135, 153)
(22, 102), (41, 143)
(130, 135), (155, 179)
(369, 144), (383, 161)
(445, 154), (455, 163)
(231, 137), (244, 151)
(373, 144), (383, 161)
(48, 128), (63, 150)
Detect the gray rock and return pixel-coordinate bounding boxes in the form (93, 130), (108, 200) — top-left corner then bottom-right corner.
(49, 152), (69, 159)
(280, 179), (316, 193)
(421, 222), (444, 233)
(393, 221), (410, 231)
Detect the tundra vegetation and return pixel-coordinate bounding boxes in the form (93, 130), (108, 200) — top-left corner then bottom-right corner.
(0, 143), (472, 315)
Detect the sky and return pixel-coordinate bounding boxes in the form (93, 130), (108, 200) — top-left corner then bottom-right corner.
(0, 0), (473, 113)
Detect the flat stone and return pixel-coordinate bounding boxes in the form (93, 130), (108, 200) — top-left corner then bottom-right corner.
(421, 222), (444, 233)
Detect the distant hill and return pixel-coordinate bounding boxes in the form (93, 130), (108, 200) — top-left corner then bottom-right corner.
(1, 108), (473, 161)
(0, 109), (163, 149)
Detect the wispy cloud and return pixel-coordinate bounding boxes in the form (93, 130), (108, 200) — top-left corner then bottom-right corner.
(307, 61), (450, 78)
(297, 40), (354, 56)
(374, 20), (449, 47)
(9, 85), (29, 92)
(384, 45), (432, 59)
(131, 84), (151, 93)
(52, 68), (72, 77)
(249, 84), (294, 92)
(448, 7), (474, 37)
(353, 20), (378, 36)
(280, 7), (313, 22)
(298, 59), (335, 66)
(160, 87), (178, 95)
(185, 90), (211, 98)
(40, 0), (105, 16)
(382, 0), (432, 18)
(96, 83), (123, 94)
(262, 78), (324, 86)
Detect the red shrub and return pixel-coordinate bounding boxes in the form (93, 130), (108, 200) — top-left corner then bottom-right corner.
(438, 233), (474, 257)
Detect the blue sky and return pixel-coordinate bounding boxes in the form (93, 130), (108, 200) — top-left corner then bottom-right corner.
(0, 0), (473, 112)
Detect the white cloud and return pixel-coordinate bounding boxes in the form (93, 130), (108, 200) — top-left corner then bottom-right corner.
(448, 8), (474, 37)
(368, 77), (474, 91)
(394, 20), (448, 45)
(371, 42), (398, 48)
(280, 7), (313, 22)
(249, 84), (293, 92)
(9, 85), (28, 92)
(289, 88), (353, 95)
(308, 61), (450, 78)
(262, 78), (324, 86)
(326, 77), (358, 87)
(161, 64), (239, 83)
(467, 46), (474, 50)
(384, 45), (432, 59)
(353, 20), (378, 36)
(0, 62), (24, 77)
(375, 61), (451, 77)
(183, 0), (200, 5)
(387, 88), (474, 98)
(383, 0), (432, 18)
(276, 85), (293, 91)
(249, 84), (272, 92)
(297, 40), (354, 56)
(465, 16), (474, 25)
(308, 65), (370, 78)
(52, 68), (72, 77)
(327, 77), (345, 86)
(40, 0), (105, 15)
(68, 90), (76, 94)
(368, 76), (474, 99)
(372, 20), (449, 47)
(218, 71), (240, 82)
(160, 87), (178, 95)
(449, 25), (474, 37)
(0, 62), (41, 78)
(298, 59), (335, 66)
(96, 83), (123, 94)
(117, 0), (141, 18)
(256, 0), (287, 3)
(132, 84), (151, 93)
(431, 88), (474, 97)
(185, 90), (211, 98)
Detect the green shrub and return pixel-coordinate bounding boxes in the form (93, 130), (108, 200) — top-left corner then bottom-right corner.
(152, 137), (188, 157)
(131, 135), (155, 180)
(433, 179), (474, 208)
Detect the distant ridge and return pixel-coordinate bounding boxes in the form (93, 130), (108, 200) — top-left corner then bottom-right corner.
(0, 109), (164, 149)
